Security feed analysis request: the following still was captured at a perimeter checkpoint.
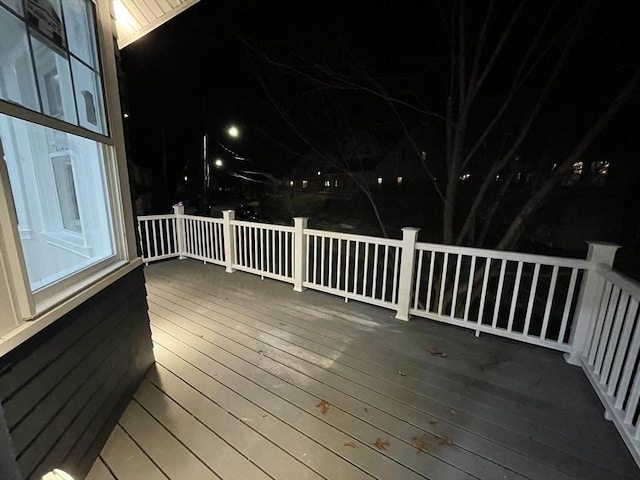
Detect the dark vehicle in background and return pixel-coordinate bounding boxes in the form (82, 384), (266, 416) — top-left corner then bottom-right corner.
(236, 204), (271, 223)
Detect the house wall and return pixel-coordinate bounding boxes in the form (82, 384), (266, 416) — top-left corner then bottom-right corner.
(0, 266), (153, 480)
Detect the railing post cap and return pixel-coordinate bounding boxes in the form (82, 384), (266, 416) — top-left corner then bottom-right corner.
(585, 241), (620, 266)
(401, 227), (420, 233)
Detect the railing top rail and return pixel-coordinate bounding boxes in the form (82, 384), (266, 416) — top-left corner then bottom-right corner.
(137, 214), (176, 221)
(181, 214), (224, 224)
(596, 265), (640, 298)
(304, 228), (403, 247)
(231, 219), (295, 232)
(416, 241), (590, 269)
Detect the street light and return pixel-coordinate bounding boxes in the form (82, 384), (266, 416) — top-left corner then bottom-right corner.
(227, 125), (239, 138)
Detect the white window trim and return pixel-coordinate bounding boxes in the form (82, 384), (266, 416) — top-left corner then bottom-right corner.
(0, 0), (140, 356)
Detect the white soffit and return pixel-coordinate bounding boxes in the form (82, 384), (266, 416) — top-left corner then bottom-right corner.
(112, 0), (201, 49)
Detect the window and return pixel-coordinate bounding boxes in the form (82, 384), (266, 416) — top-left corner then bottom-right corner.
(0, 0), (106, 134)
(302, 180), (308, 189)
(397, 176), (403, 186)
(1, 113), (116, 292)
(377, 177), (383, 185)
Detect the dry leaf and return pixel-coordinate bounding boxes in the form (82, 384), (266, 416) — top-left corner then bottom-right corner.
(344, 441), (357, 448)
(316, 399), (330, 414)
(373, 438), (390, 451)
(412, 435), (429, 454)
(428, 420), (438, 425)
(449, 408), (457, 416)
(364, 407), (369, 413)
(428, 347), (447, 357)
(397, 370), (406, 376)
(438, 435), (453, 446)
(196, 334), (204, 338)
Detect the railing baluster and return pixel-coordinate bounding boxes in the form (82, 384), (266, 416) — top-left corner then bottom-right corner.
(270, 230), (275, 274)
(624, 373), (640, 425)
(337, 239), (342, 289)
(451, 254), (462, 318)
(284, 231), (289, 277)
(426, 252), (435, 312)
(507, 261), (524, 332)
(159, 219), (166, 256)
(609, 298), (639, 396)
(540, 266), (559, 339)
(523, 264), (541, 336)
(344, 240), (351, 293)
(601, 291), (630, 386)
(594, 286), (621, 375)
(363, 242), (370, 297)
(477, 258), (492, 328)
(413, 249), (424, 310)
(391, 246), (400, 304)
(491, 259), (507, 328)
(328, 237), (334, 288)
(381, 245), (389, 302)
(144, 220), (152, 260)
(463, 255), (476, 321)
(372, 244), (379, 299)
(558, 268), (579, 343)
(151, 220), (158, 258)
(353, 240), (360, 294)
(319, 236), (325, 286)
(588, 281), (614, 366)
(438, 253), (448, 315)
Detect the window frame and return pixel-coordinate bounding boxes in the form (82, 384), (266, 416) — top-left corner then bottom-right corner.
(0, 0), (140, 352)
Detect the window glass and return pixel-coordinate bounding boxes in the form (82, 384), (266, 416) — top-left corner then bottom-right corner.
(0, 7), (40, 111)
(62, 0), (98, 69)
(0, 112), (116, 291)
(31, 34), (78, 124)
(0, 0), (23, 15)
(71, 56), (106, 133)
(25, 0), (66, 51)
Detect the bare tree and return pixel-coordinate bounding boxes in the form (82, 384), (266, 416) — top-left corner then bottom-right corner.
(245, 0), (640, 251)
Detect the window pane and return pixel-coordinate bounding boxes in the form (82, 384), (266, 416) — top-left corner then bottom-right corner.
(62, 0), (98, 69)
(31, 35), (78, 124)
(71, 56), (106, 133)
(0, 112), (116, 291)
(0, 7), (40, 111)
(1, 0), (23, 15)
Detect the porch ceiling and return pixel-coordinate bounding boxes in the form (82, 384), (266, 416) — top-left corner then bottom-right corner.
(88, 259), (639, 479)
(113, 0), (201, 49)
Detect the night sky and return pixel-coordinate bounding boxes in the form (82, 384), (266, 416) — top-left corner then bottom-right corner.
(120, 1), (639, 195)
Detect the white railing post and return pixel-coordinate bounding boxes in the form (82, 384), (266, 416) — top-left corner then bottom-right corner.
(293, 217), (308, 292)
(565, 241), (620, 365)
(173, 204), (186, 259)
(222, 210), (236, 273)
(395, 227), (420, 321)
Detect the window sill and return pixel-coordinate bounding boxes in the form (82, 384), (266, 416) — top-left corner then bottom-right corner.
(0, 257), (143, 357)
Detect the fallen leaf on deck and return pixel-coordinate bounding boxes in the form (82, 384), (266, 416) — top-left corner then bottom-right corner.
(428, 347), (447, 357)
(449, 408), (457, 416)
(316, 399), (330, 414)
(196, 334), (204, 338)
(257, 350), (264, 355)
(438, 435), (453, 446)
(397, 370), (406, 376)
(428, 420), (438, 425)
(344, 441), (357, 448)
(373, 438), (390, 450)
(412, 435), (429, 453)
(364, 407), (369, 413)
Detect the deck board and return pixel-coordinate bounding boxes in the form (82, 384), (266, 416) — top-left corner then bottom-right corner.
(92, 259), (640, 480)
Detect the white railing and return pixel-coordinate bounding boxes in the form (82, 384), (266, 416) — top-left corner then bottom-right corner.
(137, 207), (640, 465)
(183, 215), (225, 266)
(232, 219), (295, 283)
(580, 264), (640, 465)
(304, 229), (403, 309)
(410, 243), (589, 351)
(137, 214), (179, 262)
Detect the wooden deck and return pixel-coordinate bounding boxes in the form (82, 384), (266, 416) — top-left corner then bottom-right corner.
(87, 259), (639, 480)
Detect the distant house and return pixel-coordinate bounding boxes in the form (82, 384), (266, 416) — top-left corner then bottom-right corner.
(0, 1), (200, 478)
(288, 132), (383, 193)
(371, 119), (445, 191)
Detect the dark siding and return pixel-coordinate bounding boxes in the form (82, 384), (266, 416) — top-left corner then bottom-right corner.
(0, 266), (153, 480)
